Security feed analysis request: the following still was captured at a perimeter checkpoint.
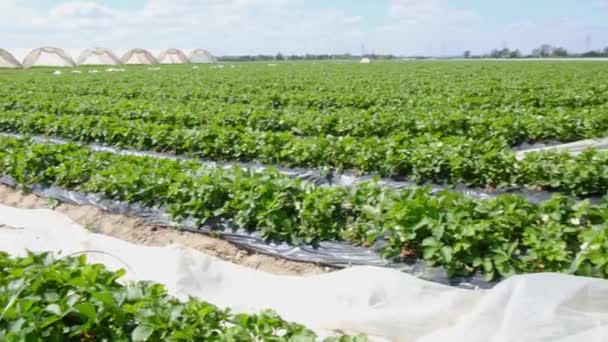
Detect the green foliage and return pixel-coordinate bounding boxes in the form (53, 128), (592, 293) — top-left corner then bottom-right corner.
(0, 252), (361, 341)
(1, 136), (608, 280)
(1, 62), (608, 195)
(1, 62), (608, 280)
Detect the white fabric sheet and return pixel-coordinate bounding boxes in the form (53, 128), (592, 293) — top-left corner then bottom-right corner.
(1, 204), (607, 341)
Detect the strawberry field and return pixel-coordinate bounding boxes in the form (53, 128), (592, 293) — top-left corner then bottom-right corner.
(1, 61), (608, 281)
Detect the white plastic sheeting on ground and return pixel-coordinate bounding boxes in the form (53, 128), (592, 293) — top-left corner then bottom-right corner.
(515, 137), (608, 160)
(1, 204), (608, 342)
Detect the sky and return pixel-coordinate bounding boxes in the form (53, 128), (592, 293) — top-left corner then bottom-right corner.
(2, 0), (608, 56)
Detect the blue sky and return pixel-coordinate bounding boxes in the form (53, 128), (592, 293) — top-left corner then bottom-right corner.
(2, 0), (608, 55)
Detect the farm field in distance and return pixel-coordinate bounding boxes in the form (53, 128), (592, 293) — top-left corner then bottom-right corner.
(1, 61), (608, 280)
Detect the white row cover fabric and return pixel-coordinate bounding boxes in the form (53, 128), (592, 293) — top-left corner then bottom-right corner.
(77, 48), (122, 66)
(1, 203), (607, 342)
(157, 48), (190, 64)
(22, 47), (76, 69)
(0, 48), (22, 68)
(121, 48), (159, 65)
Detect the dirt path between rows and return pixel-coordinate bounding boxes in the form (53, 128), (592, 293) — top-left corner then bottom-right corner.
(0, 184), (331, 276)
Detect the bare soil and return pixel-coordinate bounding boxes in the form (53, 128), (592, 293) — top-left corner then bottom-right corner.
(0, 184), (331, 276)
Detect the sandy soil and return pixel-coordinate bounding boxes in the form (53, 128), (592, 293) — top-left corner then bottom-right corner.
(0, 184), (331, 276)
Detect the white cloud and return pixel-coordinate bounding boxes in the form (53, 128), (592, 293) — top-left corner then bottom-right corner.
(0, 0), (606, 56)
(390, 0), (479, 28)
(390, 0), (442, 20)
(0, 1), (39, 28)
(375, 0), (482, 55)
(49, 1), (116, 19)
(503, 18), (608, 53)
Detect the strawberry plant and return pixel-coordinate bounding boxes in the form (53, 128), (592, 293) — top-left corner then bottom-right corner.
(1, 62), (608, 196)
(1, 136), (608, 280)
(1, 61), (608, 281)
(0, 252), (363, 341)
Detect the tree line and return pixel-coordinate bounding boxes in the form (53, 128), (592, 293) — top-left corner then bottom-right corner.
(218, 53), (400, 62)
(466, 44), (608, 59)
(216, 44), (608, 62)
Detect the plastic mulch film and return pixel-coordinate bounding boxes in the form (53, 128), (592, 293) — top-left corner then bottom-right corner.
(513, 137), (608, 159)
(0, 175), (492, 289)
(1, 132), (600, 204)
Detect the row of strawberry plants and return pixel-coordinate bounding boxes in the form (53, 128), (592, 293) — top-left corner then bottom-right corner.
(0, 252), (363, 341)
(4, 63), (607, 113)
(3, 62), (608, 145)
(0, 110), (607, 196)
(1, 136), (608, 280)
(4, 92), (608, 144)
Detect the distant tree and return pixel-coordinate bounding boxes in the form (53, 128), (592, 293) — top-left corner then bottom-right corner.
(509, 49), (521, 58)
(552, 47), (568, 57)
(275, 53), (284, 61)
(531, 45), (552, 57)
(582, 50), (603, 57)
(603, 47), (608, 56)
(463, 50), (471, 58)
(531, 48), (540, 57)
(488, 48), (515, 58)
(539, 44), (553, 57)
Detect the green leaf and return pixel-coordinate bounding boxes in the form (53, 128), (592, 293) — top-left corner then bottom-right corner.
(482, 258), (493, 272)
(75, 303), (97, 321)
(92, 291), (115, 308)
(473, 257), (483, 267)
(440, 246), (453, 262)
(422, 247), (439, 260)
(290, 334), (316, 342)
(421, 237), (439, 247)
(45, 304), (62, 316)
(132, 325), (154, 341)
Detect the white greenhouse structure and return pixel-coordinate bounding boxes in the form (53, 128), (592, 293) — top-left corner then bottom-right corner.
(157, 49), (190, 64)
(77, 48), (122, 66)
(0, 47), (216, 68)
(189, 49), (216, 63)
(0, 48), (22, 68)
(22, 47), (76, 68)
(121, 49), (159, 65)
